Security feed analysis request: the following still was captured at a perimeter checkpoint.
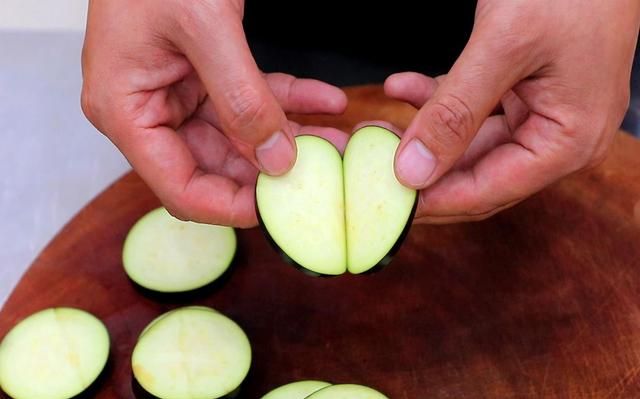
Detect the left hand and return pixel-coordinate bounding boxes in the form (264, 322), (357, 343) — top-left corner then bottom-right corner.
(387, 0), (640, 223)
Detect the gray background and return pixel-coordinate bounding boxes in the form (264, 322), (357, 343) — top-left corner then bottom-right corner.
(0, 31), (129, 306)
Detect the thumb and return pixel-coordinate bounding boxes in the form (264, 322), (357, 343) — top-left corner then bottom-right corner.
(394, 33), (533, 189)
(171, 2), (294, 175)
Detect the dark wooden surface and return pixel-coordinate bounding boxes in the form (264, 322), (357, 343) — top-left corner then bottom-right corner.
(2, 86), (640, 399)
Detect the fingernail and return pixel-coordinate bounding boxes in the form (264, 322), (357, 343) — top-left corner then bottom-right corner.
(256, 131), (295, 175)
(396, 138), (436, 187)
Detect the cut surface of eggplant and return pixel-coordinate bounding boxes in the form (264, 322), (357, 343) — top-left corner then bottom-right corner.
(306, 384), (389, 399)
(257, 135), (347, 275)
(123, 207), (236, 293)
(139, 306), (218, 339)
(0, 308), (110, 399)
(256, 127), (416, 276)
(132, 306), (251, 399)
(344, 126), (416, 273)
(261, 380), (331, 399)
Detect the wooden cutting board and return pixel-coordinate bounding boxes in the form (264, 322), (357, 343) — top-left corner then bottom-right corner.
(2, 86), (640, 399)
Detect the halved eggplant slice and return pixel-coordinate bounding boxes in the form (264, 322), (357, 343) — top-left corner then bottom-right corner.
(261, 380), (331, 399)
(344, 126), (417, 274)
(132, 306), (251, 399)
(256, 135), (347, 276)
(0, 308), (110, 399)
(123, 207), (236, 293)
(256, 126), (416, 276)
(306, 384), (389, 399)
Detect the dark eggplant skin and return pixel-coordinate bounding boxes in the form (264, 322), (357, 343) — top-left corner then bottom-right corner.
(132, 375), (241, 399)
(127, 249), (238, 304)
(0, 356), (111, 399)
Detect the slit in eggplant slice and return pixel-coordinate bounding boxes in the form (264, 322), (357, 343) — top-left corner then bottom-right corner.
(131, 306), (251, 399)
(0, 308), (111, 399)
(256, 127), (417, 277)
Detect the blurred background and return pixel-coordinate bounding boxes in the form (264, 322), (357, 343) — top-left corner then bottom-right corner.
(1, 0), (639, 306)
(0, 1), (129, 306)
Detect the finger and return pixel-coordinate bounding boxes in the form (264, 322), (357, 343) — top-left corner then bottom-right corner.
(434, 75), (447, 85)
(384, 72), (513, 118)
(180, 118), (257, 186)
(193, 101), (350, 172)
(394, 32), (537, 190)
(113, 124), (257, 228)
(134, 71), (207, 130)
(170, 2), (294, 175)
(414, 199), (521, 224)
(290, 123), (351, 154)
(452, 115), (512, 171)
(264, 72), (347, 114)
(501, 89), (529, 131)
(414, 112), (576, 221)
(384, 72), (439, 109)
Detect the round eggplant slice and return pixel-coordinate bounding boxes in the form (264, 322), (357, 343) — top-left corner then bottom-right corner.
(123, 207), (236, 293)
(344, 126), (417, 274)
(132, 307), (251, 399)
(0, 308), (110, 399)
(261, 380), (331, 399)
(306, 384), (389, 399)
(256, 136), (347, 276)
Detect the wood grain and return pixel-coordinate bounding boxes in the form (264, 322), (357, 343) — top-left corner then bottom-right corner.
(1, 86), (640, 399)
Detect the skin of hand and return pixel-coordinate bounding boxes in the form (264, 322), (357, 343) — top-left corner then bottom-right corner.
(387, 1), (640, 224)
(81, 0), (348, 228)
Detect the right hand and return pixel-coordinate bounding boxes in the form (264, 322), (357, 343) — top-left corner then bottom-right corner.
(81, 0), (348, 228)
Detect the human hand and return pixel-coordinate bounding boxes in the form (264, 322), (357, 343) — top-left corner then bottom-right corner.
(81, 0), (348, 228)
(387, 1), (640, 223)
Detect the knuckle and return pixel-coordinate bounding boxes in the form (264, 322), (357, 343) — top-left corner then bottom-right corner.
(466, 202), (498, 218)
(584, 133), (613, 171)
(619, 85), (631, 112)
(492, 26), (539, 61)
(585, 148), (608, 169)
(80, 85), (97, 122)
(163, 189), (194, 223)
(174, 0), (223, 38)
(80, 83), (112, 136)
(225, 85), (269, 133)
(164, 202), (190, 222)
(425, 95), (474, 147)
(467, 212), (495, 223)
(568, 115), (615, 171)
(615, 85), (631, 123)
(556, 112), (583, 141)
(474, 5), (542, 65)
(558, 123), (579, 140)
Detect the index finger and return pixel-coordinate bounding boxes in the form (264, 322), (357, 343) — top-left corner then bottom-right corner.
(168, 2), (293, 174)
